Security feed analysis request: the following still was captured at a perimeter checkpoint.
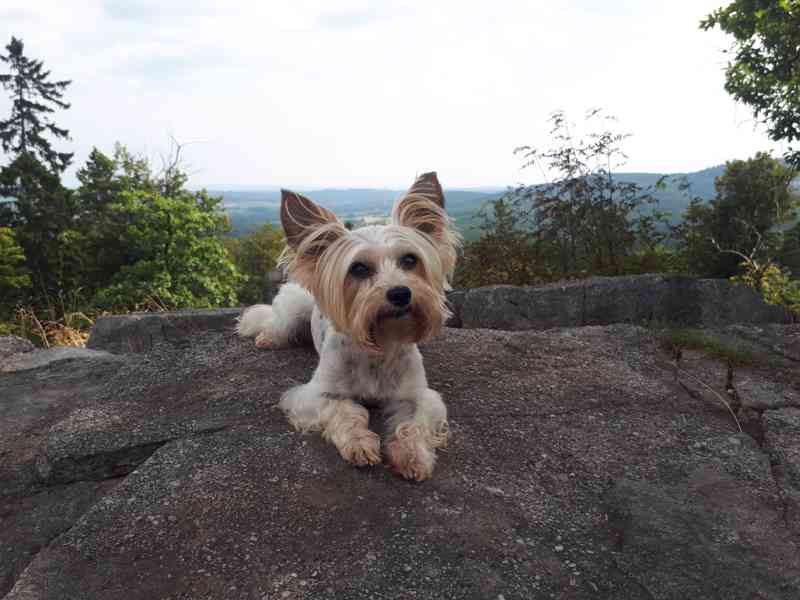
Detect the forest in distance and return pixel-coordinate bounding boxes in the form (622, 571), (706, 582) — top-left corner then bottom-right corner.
(217, 165), (726, 238)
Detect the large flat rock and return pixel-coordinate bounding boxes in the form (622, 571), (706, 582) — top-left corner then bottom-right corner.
(3, 324), (800, 599)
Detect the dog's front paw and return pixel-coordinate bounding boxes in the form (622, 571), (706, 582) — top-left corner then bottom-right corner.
(385, 423), (436, 481)
(254, 330), (275, 348)
(339, 430), (382, 467)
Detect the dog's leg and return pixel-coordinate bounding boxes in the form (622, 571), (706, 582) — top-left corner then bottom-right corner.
(280, 384), (381, 467)
(384, 389), (448, 481)
(236, 282), (313, 348)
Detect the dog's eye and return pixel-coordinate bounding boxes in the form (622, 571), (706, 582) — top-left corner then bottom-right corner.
(348, 262), (372, 279)
(399, 254), (418, 270)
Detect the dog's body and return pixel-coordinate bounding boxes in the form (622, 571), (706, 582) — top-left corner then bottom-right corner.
(237, 173), (458, 480)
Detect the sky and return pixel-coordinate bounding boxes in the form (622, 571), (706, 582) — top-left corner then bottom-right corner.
(0, 0), (784, 190)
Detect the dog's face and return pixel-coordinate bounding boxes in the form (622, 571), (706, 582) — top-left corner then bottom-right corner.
(280, 172), (459, 352)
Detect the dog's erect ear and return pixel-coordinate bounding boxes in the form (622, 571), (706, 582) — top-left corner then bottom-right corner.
(392, 172), (447, 238)
(405, 171), (445, 208)
(281, 189), (341, 250)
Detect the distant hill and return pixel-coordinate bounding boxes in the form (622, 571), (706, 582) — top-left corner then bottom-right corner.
(212, 165), (726, 238)
(218, 188), (505, 236)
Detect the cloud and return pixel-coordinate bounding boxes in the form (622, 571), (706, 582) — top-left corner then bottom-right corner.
(316, 9), (383, 31)
(0, 0), (779, 189)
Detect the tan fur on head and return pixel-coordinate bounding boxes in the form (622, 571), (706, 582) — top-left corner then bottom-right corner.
(392, 172), (461, 286)
(278, 173), (458, 353)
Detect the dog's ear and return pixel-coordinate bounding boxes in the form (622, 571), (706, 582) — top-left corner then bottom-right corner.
(405, 171), (445, 208)
(392, 172), (447, 238)
(281, 189), (344, 252)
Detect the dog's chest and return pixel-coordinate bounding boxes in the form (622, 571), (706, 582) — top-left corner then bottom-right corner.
(314, 311), (424, 401)
(333, 343), (411, 400)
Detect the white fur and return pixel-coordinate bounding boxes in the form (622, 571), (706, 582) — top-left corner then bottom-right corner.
(236, 283), (314, 347)
(235, 304), (274, 337)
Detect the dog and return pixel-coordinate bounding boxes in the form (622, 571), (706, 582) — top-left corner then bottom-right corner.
(236, 172), (459, 481)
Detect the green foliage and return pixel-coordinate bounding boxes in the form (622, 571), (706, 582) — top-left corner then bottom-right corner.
(510, 110), (667, 279)
(702, 1), (800, 168)
(621, 245), (687, 276)
(457, 110), (685, 288)
(0, 36), (72, 173)
(0, 226), (31, 316)
(454, 198), (553, 287)
(731, 260), (800, 314)
(0, 153), (81, 310)
(674, 152), (798, 278)
(224, 223), (285, 305)
(0, 130), (243, 321)
(93, 188), (242, 311)
(778, 222), (800, 275)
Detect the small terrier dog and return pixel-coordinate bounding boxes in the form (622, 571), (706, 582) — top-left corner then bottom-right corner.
(237, 172), (459, 481)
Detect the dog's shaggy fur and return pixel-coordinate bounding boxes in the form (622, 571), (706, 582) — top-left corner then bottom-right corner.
(237, 172), (459, 480)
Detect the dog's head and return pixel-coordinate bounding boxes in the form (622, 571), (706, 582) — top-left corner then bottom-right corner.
(279, 172), (459, 353)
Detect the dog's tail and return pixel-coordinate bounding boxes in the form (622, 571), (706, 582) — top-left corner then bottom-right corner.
(236, 282), (315, 343)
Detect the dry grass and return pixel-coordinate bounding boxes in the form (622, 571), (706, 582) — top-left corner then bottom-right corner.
(6, 296), (170, 348)
(13, 307), (95, 348)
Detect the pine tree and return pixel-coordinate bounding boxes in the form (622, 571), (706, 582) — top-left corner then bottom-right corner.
(0, 36), (72, 174)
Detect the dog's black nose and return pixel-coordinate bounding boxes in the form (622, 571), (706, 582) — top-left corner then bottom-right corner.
(386, 286), (412, 307)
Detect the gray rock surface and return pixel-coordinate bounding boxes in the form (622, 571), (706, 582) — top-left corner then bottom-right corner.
(763, 408), (800, 535)
(0, 336), (34, 362)
(86, 308), (241, 354)
(2, 317), (799, 599)
(450, 275), (792, 331)
(0, 347), (123, 373)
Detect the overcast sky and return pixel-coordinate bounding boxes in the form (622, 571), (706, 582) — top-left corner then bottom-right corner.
(0, 0), (782, 190)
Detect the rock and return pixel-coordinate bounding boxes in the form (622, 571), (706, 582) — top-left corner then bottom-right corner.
(445, 290), (466, 328)
(736, 380), (800, 411)
(604, 462), (800, 599)
(0, 479), (118, 595)
(763, 408), (800, 535)
(696, 279), (792, 327)
(724, 323), (800, 364)
(3, 319), (800, 598)
(460, 282), (584, 330)
(0, 347), (123, 373)
(0, 335), (34, 361)
(86, 308), (241, 354)
(36, 407), (227, 485)
(453, 275), (790, 331)
(0, 357), (127, 595)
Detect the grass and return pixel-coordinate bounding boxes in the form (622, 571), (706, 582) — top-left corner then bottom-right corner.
(2, 295), (171, 348)
(658, 327), (758, 366)
(9, 307), (94, 348)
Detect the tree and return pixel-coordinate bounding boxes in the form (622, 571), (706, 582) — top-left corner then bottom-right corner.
(674, 152), (797, 278)
(702, 1), (800, 169)
(0, 226), (31, 317)
(510, 109), (664, 279)
(93, 189), (242, 311)
(0, 153), (78, 311)
(224, 223), (285, 305)
(0, 36), (76, 313)
(455, 197), (553, 287)
(71, 145), (143, 293)
(778, 222), (800, 275)
(0, 36), (72, 174)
